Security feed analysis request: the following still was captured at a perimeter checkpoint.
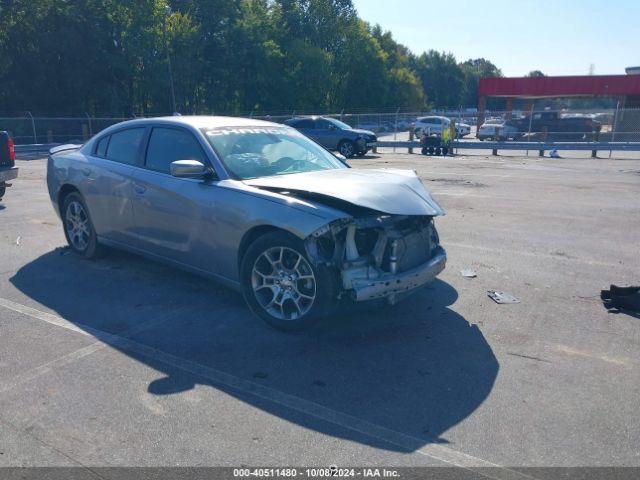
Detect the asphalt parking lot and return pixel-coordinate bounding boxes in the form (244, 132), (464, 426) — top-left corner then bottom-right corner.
(1, 153), (639, 470)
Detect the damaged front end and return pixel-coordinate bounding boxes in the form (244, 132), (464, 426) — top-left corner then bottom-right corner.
(306, 212), (446, 304)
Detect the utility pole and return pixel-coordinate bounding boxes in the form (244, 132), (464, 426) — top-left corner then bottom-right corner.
(163, 5), (177, 114)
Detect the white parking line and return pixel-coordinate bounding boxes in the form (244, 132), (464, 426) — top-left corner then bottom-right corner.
(0, 297), (193, 393)
(0, 297), (537, 479)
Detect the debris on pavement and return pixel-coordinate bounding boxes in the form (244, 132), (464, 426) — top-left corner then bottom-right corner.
(487, 290), (521, 304)
(549, 149), (561, 158)
(461, 268), (477, 278)
(15, 236), (21, 246)
(601, 285), (640, 312)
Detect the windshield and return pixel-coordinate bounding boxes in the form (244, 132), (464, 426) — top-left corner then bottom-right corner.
(327, 118), (352, 130)
(202, 126), (347, 180)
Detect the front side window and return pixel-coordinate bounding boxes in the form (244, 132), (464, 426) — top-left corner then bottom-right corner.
(145, 127), (205, 174)
(316, 119), (336, 130)
(106, 128), (145, 165)
(325, 118), (351, 130)
(202, 126), (346, 180)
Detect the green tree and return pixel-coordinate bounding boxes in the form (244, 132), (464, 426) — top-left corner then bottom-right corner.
(413, 50), (465, 108)
(459, 58), (502, 108)
(0, 0), (501, 117)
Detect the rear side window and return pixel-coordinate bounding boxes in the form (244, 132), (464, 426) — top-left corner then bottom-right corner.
(295, 119), (314, 129)
(95, 136), (110, 157)
(145, 127), (205, 174)
(105, 128), (145, 165)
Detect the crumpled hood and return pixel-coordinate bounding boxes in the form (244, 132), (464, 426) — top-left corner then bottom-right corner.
(244, 168), (444, 216)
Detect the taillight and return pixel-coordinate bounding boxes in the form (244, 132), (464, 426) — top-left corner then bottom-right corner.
(8, 137), (15, 162)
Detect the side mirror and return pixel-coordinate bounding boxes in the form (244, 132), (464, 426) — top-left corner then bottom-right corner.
(334, 153), (347, 163)
(170, 160), (209, 179)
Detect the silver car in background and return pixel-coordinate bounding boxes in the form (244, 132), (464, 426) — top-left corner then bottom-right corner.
(47, 116), (446, 331)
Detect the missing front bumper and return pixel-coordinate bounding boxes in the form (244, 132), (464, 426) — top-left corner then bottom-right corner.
(349, 247), (446, 302)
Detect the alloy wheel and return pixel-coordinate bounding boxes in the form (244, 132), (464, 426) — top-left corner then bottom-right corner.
(251, 246), (316, 321)
(339, 141), (354, 157)
(65, 200), (90, 251)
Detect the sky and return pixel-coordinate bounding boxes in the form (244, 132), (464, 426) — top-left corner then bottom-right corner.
(352, 0), (639, 77)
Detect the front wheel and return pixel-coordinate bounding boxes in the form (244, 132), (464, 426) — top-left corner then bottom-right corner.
(240, 231), (336, 331)
(62, 192), (103, 258)
(338, 140), (356, 158)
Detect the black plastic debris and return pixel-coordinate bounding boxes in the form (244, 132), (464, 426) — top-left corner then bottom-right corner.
(487, 290), (520, 304)
(601, 285), (640, 312)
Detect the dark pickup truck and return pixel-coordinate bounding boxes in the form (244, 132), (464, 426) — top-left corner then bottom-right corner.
(514, 111), (598, 140)
(0, 131), (18, 200)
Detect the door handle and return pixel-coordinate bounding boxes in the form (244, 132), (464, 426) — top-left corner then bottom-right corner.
(133, 183), (147, 194)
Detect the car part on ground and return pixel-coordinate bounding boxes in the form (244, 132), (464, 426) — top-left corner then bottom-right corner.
(601, 285), (640, 313)
(461, 268), (477, 278)
(47, 116), (445, 330)
(487, 291), (520, 304)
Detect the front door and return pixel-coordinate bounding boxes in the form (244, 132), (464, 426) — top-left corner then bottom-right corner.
(130, 126), (215, 268)
(312, 119), (340, 150)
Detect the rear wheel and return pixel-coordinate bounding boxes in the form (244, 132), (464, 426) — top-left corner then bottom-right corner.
(241, 231), (336, 331)
(338, 140), (356, 158)
(62, 192), (102, 258)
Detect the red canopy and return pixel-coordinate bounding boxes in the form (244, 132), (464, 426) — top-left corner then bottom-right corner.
(479, 75), (640, 98)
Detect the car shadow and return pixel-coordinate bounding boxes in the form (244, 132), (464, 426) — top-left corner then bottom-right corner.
(11, 248), (498, 451)
(349, 154), (381, 161)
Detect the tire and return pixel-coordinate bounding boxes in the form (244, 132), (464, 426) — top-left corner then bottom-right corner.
(0, 182), (5, 200)
(62, 192), (103, 259)
(240, 231), (337, 332)
(338, 140), (356, 158)
(435, 147), (442, 156)
(442, 147), (449, 155)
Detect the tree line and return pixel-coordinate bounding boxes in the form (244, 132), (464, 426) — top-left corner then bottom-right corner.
(0, 0), (504, 116)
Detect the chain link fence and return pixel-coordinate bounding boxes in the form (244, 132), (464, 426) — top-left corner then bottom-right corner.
(2, 107), (639, 145)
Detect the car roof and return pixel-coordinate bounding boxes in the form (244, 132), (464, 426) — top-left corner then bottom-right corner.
(106, 115), (283, 130)
(288, 116), (329, 121)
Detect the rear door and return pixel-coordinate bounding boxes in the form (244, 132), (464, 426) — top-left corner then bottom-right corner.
(84, 127), (145, 245)
(130, 125), (217, 268)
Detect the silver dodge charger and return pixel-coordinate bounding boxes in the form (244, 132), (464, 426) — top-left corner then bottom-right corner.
(47, 116), (446, 330)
